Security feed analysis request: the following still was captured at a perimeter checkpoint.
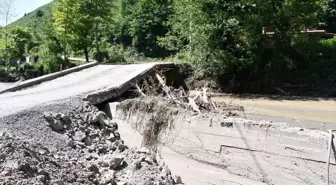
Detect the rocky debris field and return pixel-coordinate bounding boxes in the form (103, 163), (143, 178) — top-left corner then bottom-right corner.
(0, 98), (181, 185)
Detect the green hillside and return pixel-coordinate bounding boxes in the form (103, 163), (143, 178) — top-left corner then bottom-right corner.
(10, 1), (56, 28)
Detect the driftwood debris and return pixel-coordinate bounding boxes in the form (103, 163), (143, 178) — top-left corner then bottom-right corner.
(135, 84), (147, 97)
(135, 73), (216, 114)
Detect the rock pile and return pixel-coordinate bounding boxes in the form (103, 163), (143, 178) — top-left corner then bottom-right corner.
(0, 101), (182, 185)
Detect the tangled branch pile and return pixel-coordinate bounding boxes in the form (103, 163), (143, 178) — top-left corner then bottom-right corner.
(136, 73), (217, 114)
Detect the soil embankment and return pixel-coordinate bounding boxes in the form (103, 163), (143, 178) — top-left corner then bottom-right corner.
(118, 97), (336, 185)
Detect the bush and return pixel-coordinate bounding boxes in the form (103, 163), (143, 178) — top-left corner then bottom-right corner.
(41, 55), (67, 73)
(18, 63), (44, 80)
(106, 45), (127, 64)
(176, 62), (194, 79)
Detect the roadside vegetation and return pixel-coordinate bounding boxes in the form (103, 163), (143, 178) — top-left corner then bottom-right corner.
(0, 0), (336, 96)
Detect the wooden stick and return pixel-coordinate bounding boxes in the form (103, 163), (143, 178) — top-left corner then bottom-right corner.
(135, 84), (146, 97)
(155, 73), (173, 99)
(326, 130), (334, 185)
(188, 97), (201, 114)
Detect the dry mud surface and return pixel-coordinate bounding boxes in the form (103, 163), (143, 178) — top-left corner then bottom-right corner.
(0, 98), (181, 185)
(198, 92), (336, 130)
(119, 97), (336, 185)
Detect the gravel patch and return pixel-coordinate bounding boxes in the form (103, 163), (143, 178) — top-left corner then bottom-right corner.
(0, 98), (181, 185)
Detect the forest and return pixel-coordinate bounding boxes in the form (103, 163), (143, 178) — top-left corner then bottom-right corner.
(1, 0), (336, 96)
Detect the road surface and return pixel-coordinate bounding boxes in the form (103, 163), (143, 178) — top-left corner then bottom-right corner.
(0, 64), (156, 118)
(0, 82), (15, 91)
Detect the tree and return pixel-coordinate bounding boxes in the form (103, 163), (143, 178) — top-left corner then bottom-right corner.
(91, 0), (114, 61)
(7, 27), (31, 62)
(319, 0), (336, 33)
(110, 0), (173, 57)
(0, 27), (32, 64)
(0, 0), (16, 68)
(53, 0), (75, 61)
(36, 10), (44, 17)
(129, 0), (173, 57)
(31, 18), (64, 73)
(161, 0), (254, 77)
(54, 0), (114, 62)
(110, 0), (137, 46)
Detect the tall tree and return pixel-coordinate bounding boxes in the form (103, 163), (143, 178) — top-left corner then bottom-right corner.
(31, 18), (64, 73)
(161, 0), (254, 77)
(54, 0), (113, 62)
(0, 0), (16, 67)
(91, 0), (114, 61)
(53, 0), (74, 61)
(110, 0), (173, 57)
(319, 0), (336, 33)
(129, 0), (173, 57)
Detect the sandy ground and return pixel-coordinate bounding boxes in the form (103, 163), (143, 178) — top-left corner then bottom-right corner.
(117, 117), (267, 185)
(117, 98), (336, 185)
(190, 92), (336, 130)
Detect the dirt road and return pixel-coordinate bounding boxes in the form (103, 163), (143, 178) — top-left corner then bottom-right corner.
(207, 93), (336, 130)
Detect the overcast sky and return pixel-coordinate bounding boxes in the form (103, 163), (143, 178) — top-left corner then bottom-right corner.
(1, 0), (53, 26)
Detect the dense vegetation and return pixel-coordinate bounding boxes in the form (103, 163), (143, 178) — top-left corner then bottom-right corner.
(1, 0), (336, 96)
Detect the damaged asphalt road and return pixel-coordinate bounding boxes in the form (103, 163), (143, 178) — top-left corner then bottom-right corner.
(0, 64), (156, 118)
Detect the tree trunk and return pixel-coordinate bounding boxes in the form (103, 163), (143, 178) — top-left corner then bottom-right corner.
(95, 0), (100, 62)
(84, 48), (89, 62)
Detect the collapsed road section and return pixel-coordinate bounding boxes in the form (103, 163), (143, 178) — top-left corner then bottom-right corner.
(0, 63), (181, 185)
(0, 63), (172, 118)
(0, 63), (335, 185)
(109, 73), (336, 185)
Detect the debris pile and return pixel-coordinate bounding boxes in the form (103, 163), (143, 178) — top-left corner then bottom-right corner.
(0, 101), (181, 185)
(136, 73), (219, 114)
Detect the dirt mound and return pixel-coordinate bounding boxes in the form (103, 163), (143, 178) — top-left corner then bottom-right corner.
(0, 99), (181, 185)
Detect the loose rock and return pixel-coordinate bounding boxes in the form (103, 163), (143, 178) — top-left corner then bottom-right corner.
(99, 170), (116, 185)
(172, 175), (182, 184)
(109, 155), (124, 170)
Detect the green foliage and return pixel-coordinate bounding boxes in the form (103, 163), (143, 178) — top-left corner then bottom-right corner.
(17, 63), (45, 80)
(320, 36), (336, 48)
(0, 27), (32, 65)
(10, 1), (55, 29)
(111, 0), (173, 57)
(319, 0), (336, 33)
(53, 0), (114, 62)
(36, 10), (44, 17)
(161, 0), (254, 78)
(3, 0), (336, 96)
(129, 0), (173, 57)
